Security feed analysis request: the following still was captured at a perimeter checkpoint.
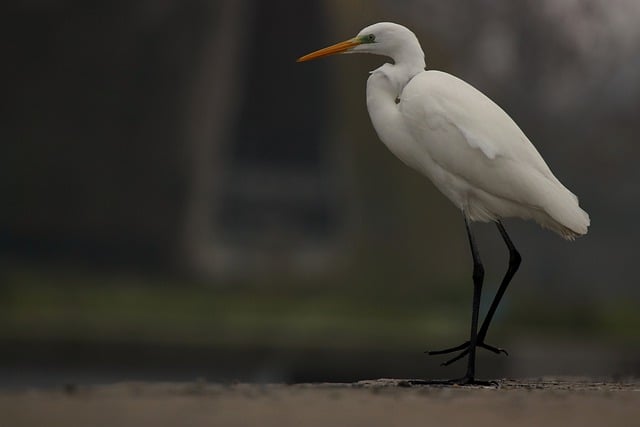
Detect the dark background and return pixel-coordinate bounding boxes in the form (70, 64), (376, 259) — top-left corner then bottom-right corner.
(2, 0), (639, 387)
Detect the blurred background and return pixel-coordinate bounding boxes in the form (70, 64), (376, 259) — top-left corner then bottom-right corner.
(2, 0), (639, 387)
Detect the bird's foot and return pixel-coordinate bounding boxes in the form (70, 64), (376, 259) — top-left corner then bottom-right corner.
(425, 341), (508, 366)
(407, 377), (499, 387)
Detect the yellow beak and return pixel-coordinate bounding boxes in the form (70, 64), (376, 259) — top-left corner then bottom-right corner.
(297, 38), (361, 62)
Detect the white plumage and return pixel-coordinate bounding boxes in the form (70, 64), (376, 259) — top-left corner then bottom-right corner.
(357, 24), (589, 239)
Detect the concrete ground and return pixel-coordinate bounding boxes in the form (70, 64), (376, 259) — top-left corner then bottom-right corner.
(2, 378), (639, 427)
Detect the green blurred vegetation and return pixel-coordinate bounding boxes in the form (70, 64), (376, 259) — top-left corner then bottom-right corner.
(1, 265), (638, 352)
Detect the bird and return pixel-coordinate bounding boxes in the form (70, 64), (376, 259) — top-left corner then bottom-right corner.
(297, 22), (590, 385)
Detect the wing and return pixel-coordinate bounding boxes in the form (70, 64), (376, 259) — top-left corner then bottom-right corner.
(398, 70), (590, 237)
(399, 70), (575, 207)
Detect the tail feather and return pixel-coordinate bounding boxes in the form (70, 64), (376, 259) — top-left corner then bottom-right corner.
(541, 184), (590, 239)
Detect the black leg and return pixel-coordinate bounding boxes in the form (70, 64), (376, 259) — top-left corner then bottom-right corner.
(411, 216), (490, 386)
(426, 221), (521, 370)
(476, 221), (521, 343)
(463, 215), (483, 382)
(410, 217), (504, 386)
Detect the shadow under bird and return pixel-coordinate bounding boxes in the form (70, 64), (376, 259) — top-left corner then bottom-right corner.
(297, 22), (590, 385)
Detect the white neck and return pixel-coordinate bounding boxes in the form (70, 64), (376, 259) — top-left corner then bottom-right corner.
(365, 62), (425, 172)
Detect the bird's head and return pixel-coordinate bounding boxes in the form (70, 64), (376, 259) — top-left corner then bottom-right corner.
(297, 22), (424, 67)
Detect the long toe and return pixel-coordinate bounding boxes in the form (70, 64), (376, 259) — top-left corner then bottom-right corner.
(427, 341), (509, 366)
(478, 342), (509, 356)
(425, 341), (469, 355)
(455, 377), (499, 387)
(408, 377), (499, 387)
(441, 348), (469, 366)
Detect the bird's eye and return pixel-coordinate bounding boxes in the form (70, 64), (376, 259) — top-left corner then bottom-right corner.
(368, 34), (376, 42)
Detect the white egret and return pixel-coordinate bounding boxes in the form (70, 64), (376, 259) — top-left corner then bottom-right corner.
(297, 22), (590, 384)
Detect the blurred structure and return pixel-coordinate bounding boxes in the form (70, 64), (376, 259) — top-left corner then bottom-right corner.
(2, 0), (640, 384)
(5, 0), (640, 291)
(3, 0), (344, 278)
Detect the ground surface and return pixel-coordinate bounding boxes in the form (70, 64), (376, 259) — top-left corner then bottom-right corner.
(2, 378), (639, 427)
